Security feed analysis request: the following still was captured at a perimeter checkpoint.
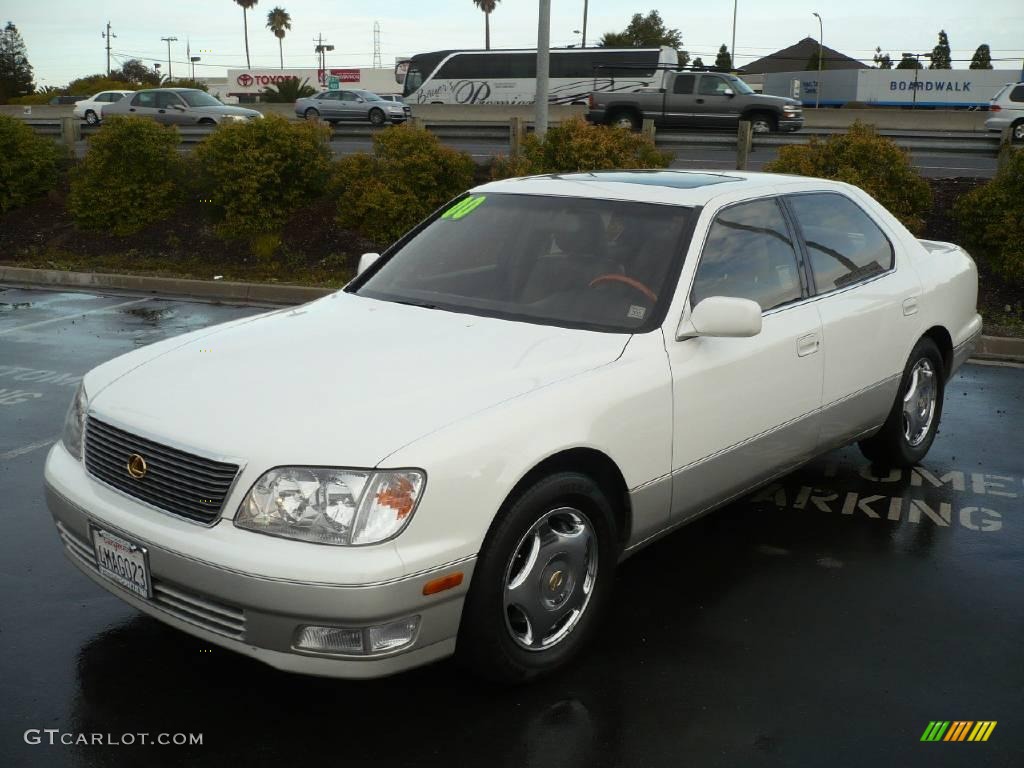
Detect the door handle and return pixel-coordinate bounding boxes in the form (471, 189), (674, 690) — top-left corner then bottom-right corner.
(158, 109), (166, 113)
(797, 333), (820, 357)
(129, 108), (135, 112)
(902, 297), (919, 316)
(696, 98), (705, 104)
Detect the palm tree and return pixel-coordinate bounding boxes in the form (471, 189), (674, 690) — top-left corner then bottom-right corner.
(234, 0), (260, 69)
(266, 6), (291, 69)
(472, 0), (499, 50)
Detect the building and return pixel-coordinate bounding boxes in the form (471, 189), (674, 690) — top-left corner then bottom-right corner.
(225, 67), (401, 102)
(743, 38), (868, 74)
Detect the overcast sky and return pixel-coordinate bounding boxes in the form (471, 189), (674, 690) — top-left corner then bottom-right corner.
(9, 0), (1024, 86)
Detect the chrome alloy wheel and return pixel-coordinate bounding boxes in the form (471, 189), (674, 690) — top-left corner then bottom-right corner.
(751, 117), (772, 134)
(902, 358), (937, 447)
(503, 507), (598, 651)
(612, 115), (635, 129)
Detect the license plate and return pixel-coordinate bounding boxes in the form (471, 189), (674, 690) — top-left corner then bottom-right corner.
(91, 526), (152, 599)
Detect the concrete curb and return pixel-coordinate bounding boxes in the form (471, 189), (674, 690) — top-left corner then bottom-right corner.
(2, 265), (1022, 363)
(0, 266), (333, 306)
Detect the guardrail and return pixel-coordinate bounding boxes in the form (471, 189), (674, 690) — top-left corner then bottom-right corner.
(18, 115), (1010, 164)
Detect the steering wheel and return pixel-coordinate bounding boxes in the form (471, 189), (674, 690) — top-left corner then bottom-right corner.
(588, 274), (658, 303)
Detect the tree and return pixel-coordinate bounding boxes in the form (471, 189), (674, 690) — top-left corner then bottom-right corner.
(896, 53), (922, 70)
(715, 44), (732, 70)
(599, 11), (688, 66)
(0, 22), (35, 103)
(266, 7), (291, 69)
(261, 77), (315, 102)
(116, 59), (162, 86)
(873, 47), (893, 69)
(969, 44), (993, 69)
(472, 1), (499, 51)
(691, 57), (704, 69)
(235, 0), (259, 69)
(928, 30), (951, 69)
(806, 50), (825, 71)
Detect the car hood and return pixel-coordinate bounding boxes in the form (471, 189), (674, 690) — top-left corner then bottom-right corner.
(754, 94), (802, 109)
(88, 293), (629, 468)
(193, 105), (261, 116)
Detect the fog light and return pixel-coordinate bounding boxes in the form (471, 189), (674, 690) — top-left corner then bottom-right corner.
(368, 616), (420, 652)
(295, 625), (364, 654)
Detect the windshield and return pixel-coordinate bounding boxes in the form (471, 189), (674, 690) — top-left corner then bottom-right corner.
(180, 91), (224, 107)
(357, 90), (382, 101)
(727, 76), (755, 95)
(403, 67), (423, 97)
(354, 194), (695, 333)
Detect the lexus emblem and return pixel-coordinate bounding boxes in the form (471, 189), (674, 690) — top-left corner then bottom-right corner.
(237, 73), (254, 87)
(548, 570), (565, 592)
(126, 453), (148, 480)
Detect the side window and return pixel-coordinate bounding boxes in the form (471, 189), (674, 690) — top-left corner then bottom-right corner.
(786, 193), (895, 292)
(340, 91), (358, 102)
(1010, 85), (1024, 102)
(690, 198), (804, 312)
(672, 74), (695, 94)
(698, 76), (729, 96)
(132, 92), (156, 108)
(156, 92), (183, 109)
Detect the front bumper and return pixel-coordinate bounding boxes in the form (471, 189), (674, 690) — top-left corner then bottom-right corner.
(44, 447), (474, 679)
(778, 117), (804, 132)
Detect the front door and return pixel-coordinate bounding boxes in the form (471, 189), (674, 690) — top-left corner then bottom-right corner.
(126, 91), (159, 120)
(666, 196), (824, 521)
(692, 74), (740, 129)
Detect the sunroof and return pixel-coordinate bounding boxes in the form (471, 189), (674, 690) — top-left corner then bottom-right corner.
(555, 170), (744, 189)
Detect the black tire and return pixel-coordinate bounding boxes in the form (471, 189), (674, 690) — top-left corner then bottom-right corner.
(607, 109), (641, 132)
(304, 107), (320, 121)
(457, 471), (619, 684)
(858, 337), (945, 468)
(1012, 120), (1024, 144)
(747, 112), (777, 134)
(84, 110), (100, 126)
(369, 108), (386, 127)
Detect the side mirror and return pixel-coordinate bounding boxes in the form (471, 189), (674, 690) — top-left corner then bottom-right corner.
(357, 252), (382, 276)
(723, 88), (735, 97)
(676, 296), (762, 340)
(173, 104), (186, 111)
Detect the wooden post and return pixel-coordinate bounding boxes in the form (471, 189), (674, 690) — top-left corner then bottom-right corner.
(60, 116), (81, 146)
(510, 116), (525, 154)
(997, 126), (1013, 172)
(641, 118), (655, 141)
(736, 120), (753, 170)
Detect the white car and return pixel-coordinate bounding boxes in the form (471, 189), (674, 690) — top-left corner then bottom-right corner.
(73, 90), (135, 125)
(45, 171), (981, 682)
(985, 82), (1024, 143)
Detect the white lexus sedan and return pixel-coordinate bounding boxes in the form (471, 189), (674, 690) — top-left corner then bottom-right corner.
(45, 171), (981, 682)
(72, 90), (134, 125)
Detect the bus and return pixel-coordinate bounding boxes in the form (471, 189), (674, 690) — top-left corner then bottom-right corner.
(399, 47), (679, 105)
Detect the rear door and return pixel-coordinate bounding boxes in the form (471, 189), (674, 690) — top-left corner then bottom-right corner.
(693, 74), (740, 129)
(662, 73), (696, 127)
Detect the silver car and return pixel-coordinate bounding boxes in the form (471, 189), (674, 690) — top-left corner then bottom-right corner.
(103, 88), (263, 126)
(985, 82), (1024, 143)
(294, 89), (411, 126)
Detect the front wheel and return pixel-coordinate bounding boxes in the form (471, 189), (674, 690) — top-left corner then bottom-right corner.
(858, 337), (945, 468)
(368, 108), (386, 127)
(457, 472), (618, 683)
(748, 112), (777, 134)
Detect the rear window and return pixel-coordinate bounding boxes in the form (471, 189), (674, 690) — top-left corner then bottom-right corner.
(786, 193), (894, 293)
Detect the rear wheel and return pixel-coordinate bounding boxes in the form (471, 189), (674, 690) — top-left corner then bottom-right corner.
(748, 112), (777, 134)
(1012, 120), (1024, 144)
(457, 471), (618, 683)
(608, 110), (640, 132)
(84, 110), (100, 126)
(304, 107), (320, 121)
(369, 108), (386, 127)
(858, 337), (945, 468)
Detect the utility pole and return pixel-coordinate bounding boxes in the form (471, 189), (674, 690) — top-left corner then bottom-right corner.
(535, 0), (551, 138)
(102, 22), (116, 76)
(373, 22), (382, 69)
(730, 1), (738, 72)
(581, 0), (588, 48)
(812, 12), (822, 108)
(161, 36), (178, 81)
(314, 34), (334, 83)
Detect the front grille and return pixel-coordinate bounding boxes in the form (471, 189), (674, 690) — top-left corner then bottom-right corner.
(84, 418), (239, 525)
(57, 522), (247, 640)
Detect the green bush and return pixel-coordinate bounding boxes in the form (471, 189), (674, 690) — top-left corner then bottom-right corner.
(193, 114), (332, 243)
(68, 117), (183, 235)
(765, 121), (932, 234)
(491, 117), (670, 178)
(334, 125), (476, 245)
(954, 148), (1024, 281)
(0, 114), (64, 213)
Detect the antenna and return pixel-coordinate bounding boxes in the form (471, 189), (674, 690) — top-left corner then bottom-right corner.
(373, 22), (382, 69)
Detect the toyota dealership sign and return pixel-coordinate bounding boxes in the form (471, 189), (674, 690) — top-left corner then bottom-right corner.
(227, 68), (367, 95)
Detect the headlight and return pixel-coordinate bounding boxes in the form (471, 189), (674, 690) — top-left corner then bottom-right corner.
(235, 467), (425, 546)
(61, 383), (89, 461)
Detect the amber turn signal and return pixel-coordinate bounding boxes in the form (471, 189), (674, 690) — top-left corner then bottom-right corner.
(422, 572), (464, 596)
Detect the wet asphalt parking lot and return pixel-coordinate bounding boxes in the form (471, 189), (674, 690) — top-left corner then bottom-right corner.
(1, 285), (1021, 768)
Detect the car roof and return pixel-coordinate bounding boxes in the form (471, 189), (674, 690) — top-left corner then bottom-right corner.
(474, 170), (842, 207)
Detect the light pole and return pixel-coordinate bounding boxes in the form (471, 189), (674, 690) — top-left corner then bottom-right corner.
(902, 52), (925, 108)
(730, 1), (737, 72)
(161, 36), (178, 81)
(191, 57), (201, 80)
(535, 0), (551, 138)
(581, 0), (588, 48)
(812, 12), (822, 108)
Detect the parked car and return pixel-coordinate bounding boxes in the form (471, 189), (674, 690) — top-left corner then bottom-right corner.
(102, 88), (263, 125)
(588, 70), (803, 133)
(985, 82), (1024, 143)
(49, 95), (89, 106)
(294, 89), (411, 126)
(73, 91), (135, 125)
(46, 170), (980, 682)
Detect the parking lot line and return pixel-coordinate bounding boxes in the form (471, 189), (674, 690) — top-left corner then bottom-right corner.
(0, 438), (55, 461)
(0, 297), (149, 336)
